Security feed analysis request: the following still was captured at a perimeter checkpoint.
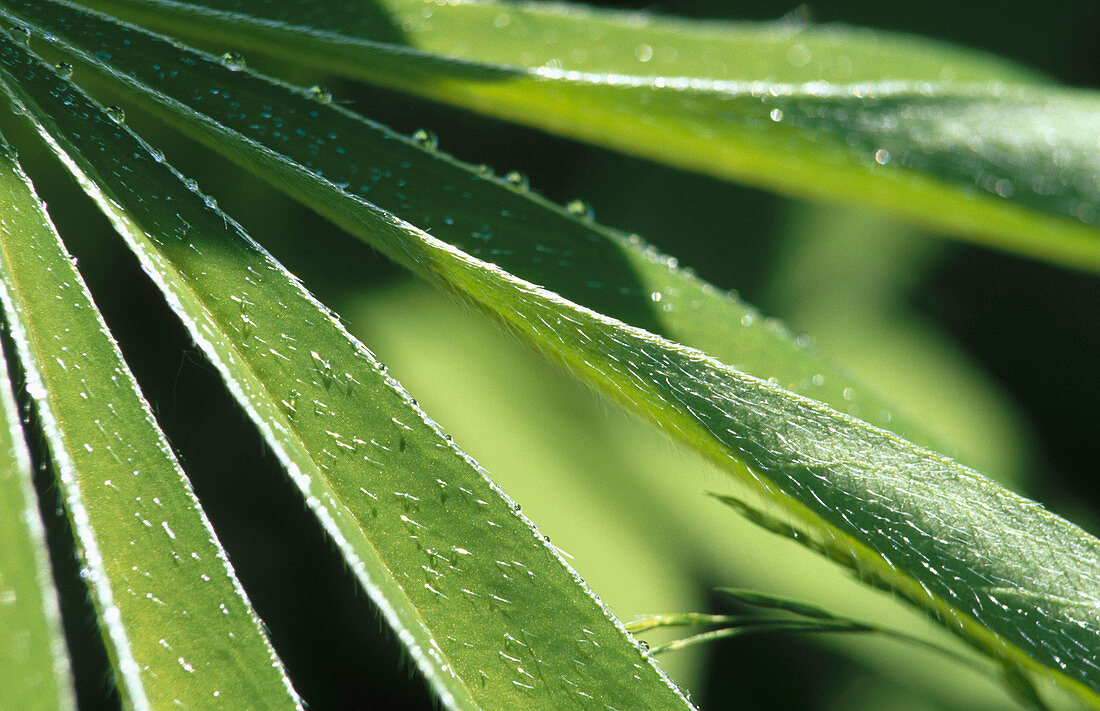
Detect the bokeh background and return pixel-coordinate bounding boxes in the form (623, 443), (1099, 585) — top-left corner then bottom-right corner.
(5, 1), (1098, 709)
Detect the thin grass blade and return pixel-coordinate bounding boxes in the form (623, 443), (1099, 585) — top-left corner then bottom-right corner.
(648, 621), (868, 655)
(0, 240), (74, 710)
(0, 31), (693, 711)
(72, 0), (1100, 271)
(0, 126), (300, 711)
(631, 593), (1049, 707)
(624, 614), (741, 634)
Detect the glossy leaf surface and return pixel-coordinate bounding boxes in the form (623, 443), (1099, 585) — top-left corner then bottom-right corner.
(0, 31), (691, 711)
(0, 94), (300, 711)
(77, 0), (1100, 272)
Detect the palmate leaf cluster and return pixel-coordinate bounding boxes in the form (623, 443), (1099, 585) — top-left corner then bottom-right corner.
(0, 1), (1097, 710)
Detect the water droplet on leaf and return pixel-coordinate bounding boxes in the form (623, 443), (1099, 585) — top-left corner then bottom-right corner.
(566, 199), (594, 220)
(307, 85), (332, 103)
(412, 128), (438, 150)
(220, 52), (246, 69)
(505, 171), (529, 191)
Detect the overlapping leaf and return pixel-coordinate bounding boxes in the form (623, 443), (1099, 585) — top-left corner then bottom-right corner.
(75, 0), (1100, 271)
(3, 6), (1097, 707)
(4, 0), (965, 464)
(0, 125), (300, 710)
(0, 250), (73, 710)
(0, 30), (692, 710)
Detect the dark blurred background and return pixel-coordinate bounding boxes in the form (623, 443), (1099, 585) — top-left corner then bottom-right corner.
(5, 1), (1098, 709)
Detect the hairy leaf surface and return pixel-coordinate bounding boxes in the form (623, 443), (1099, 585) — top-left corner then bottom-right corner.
(0, 124), (300, 710)
(74, 0), (1100, 271)
(5, 4), (1097, 702)
(0, 211), (74, 711)
(6, 14), (1096, 706)
(0, 31), (692, 711)
(6, 0), (961, 459)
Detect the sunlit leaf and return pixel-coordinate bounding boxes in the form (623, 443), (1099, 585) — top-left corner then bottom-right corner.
(7, 0), (964, 461)
(5, 12), (1097, 704)
(0, 202), (74, 710)
(0, 119), (300, 711)
(0, 31), (692, 710)
(76, 0), (1100, 272)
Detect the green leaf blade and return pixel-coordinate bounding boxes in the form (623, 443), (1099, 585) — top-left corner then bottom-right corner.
(9, 2), (1100, 704)
(0, 249), (74, 710)
(0, 30), (693, 710)
(11, 0), (970, 463)
(72, 0), (1100, 271)
(0, 105), (300, 711)
(11, 16), (1097, 701)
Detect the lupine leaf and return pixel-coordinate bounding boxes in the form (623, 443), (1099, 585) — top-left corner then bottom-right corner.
(4, 12), (1096, 706)
(73, 0), (1100, 272)
(0, 126), (300, 710)
(0, 201), (74, 711)
(0, 31), (692, 711)
(5, 0), (957, 460)
(4, 2), (1099, 707)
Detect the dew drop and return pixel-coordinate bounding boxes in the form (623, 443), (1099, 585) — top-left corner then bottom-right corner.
(475, 163), (494, 178)
(307, 85), (332, 103)
(634, 44), (654, 63)
(54, 62), (73, 79)
(874, 149), (891, 165)
(504, 171), (529, 191)
(769, 108), (783, 122)
(565, 199), (594, 220)
(412, 128), (439, 150)
(105, 105), (125, 123)
(12, 27), (31, 45)
(842, 387), (855, 401)
(220, 51), (246, 69)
